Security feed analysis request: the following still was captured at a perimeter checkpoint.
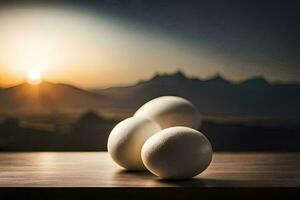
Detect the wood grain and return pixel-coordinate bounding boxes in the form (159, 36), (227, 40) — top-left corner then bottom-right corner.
(0, 152), (300, 187)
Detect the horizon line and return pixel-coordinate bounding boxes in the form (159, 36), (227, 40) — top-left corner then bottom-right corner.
(1, 70), (299, 90)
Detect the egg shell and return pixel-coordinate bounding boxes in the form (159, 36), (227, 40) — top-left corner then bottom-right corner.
(141, 126), (212, 179)
(107, 117), (161, 170)
(134, 96), (201, 129)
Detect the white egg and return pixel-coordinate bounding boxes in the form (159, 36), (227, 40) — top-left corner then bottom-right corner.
(134, 96), (201, 129)
(107, 117), (161, 170)
(141, 126), (212, 179)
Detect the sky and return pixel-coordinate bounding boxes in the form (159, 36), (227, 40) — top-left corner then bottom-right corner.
(0, 0), (299, 88)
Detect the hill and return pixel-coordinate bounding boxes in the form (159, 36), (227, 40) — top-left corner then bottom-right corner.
(95, 70), (300, 118)
(0, 82), (108, 114)
(1, 71), (300, 118)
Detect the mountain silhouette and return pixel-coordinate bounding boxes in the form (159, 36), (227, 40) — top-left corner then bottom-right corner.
(1, 71), (300, 117)
(1, 75), (300, 152)
(95, 70), (300, 117)
(0, 81), (108, 113)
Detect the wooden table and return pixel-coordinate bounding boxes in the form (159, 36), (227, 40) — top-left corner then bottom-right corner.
(0, 152), (300, 199)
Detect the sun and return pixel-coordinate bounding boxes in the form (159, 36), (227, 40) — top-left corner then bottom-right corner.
(27, 69), (43, 84)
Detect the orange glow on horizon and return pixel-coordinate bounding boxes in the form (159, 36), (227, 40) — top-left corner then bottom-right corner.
(27, 69), (43, 85)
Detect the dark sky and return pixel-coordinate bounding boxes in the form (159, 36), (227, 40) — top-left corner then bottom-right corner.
(1, 0), (300, 82)
(87, 0), (300, 69)
(71, 0), (300, 81)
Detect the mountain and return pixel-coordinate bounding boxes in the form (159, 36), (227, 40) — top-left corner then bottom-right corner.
(95, 70), (300, 117)
(1, 71), (300, 117)
(1, 74), (300, 152)
(0, 82), (108, 114)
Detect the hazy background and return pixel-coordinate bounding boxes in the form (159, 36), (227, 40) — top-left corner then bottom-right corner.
(0, 0), (299, 152)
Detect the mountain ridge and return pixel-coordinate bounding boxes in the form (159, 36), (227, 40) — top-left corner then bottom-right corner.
(0, 81), (109, 114)
(95, 70), (300, 117)
(1, 71), (300, 117)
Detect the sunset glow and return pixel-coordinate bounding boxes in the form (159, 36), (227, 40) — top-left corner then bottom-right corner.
(0, 6), (243, 88)
(0, 3), (298, 88)
(27, 69), (43, 84)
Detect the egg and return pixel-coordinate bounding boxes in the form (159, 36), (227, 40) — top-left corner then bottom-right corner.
(107, 117), (161, 170)
(134, 96), (201, 129)
(141, 126), (212, 179)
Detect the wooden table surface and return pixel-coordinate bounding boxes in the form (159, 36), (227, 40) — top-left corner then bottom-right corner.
(0, 152), (300, 188)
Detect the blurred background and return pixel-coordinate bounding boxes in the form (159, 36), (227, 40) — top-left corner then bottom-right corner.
(0, 0), (299, 152)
